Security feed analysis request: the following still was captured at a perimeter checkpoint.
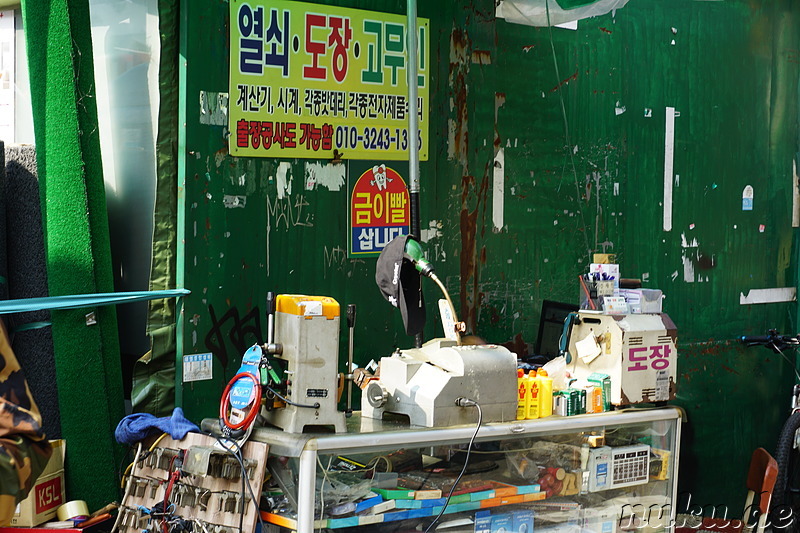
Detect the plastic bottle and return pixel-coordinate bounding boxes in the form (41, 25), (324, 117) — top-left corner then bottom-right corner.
(516, 369), (528, 420)
(537, 369), (554, 418)
(526, 370), (540, 419)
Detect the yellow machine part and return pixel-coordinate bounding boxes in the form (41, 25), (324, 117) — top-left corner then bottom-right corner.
(275, 294), (340, 320)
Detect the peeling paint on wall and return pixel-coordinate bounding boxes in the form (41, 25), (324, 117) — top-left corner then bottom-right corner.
(304, 162), (346, 191)
(739, 287), (797, 305)
(681, 232), (699, 283)
(493, 149), (505, 232)
(471, 50), (492, 64)
(199, 91), (228, 126)
(276, 162), (292, 200)
(223, 195), (246, 208)
(663, 106), (676, 231)
(682, 255), (695, 283)
(449, 27), (470, 172)
(420, 219), (443, 242)
(447, 118), (457, 161)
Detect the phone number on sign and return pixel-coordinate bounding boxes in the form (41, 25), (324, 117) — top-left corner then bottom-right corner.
(335, 126), (422, 152)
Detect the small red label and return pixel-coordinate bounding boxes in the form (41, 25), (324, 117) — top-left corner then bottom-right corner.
(35, 476), (62, 514)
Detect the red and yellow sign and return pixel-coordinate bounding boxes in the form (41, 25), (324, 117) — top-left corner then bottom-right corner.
(350, 165), (409, 256)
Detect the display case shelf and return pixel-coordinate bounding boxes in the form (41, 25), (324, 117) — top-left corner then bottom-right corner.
(248, 407), (682, 533)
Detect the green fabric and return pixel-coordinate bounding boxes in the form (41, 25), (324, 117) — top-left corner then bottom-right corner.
(21, 0), (125, 511)
(140, 0), (181, 415)
(132, 325), (176, 417)
(149, 0), (180, 331)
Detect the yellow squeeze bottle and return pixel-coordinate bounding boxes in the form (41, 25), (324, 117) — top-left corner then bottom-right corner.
(516, 369), (528, 420)
(537, 369), (554, 418)
(526, 370), (540, 419)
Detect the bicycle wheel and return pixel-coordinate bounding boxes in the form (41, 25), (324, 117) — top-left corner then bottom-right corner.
(772, 411), (800, 531)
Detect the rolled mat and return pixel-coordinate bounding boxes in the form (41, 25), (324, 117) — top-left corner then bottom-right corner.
(4, 143), (61, 439)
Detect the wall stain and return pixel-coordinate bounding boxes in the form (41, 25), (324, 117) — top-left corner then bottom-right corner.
(551, 69), (579, 92)
(450, 25), (489, 334)
(502, 333), (528, 359)
(696, 252), (716, 270)
(494, 92), (506, 150)
(471, 50), (492, 64)
(449, 27), (470, 171)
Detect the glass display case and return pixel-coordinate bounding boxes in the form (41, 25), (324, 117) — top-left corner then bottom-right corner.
(252, 407), (682, 533)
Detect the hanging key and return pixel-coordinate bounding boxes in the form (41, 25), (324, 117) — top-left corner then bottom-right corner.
(218, 492), (227, 513)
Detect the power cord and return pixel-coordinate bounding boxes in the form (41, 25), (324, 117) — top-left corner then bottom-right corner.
(424, 397), (483, 533)
(263, 384), (321, 410)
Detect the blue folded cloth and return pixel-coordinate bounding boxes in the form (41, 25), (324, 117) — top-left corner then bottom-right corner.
(115, 407), (200, 445)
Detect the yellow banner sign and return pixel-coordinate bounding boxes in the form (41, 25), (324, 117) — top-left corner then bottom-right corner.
(229, 0), (429, 161)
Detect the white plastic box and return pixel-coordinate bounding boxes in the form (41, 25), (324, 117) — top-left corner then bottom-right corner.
(567, 312), (677, 405)
(618, 288), (663, 314)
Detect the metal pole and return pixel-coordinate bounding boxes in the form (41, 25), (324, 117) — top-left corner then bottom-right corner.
(297, 449), (317, 533)
(407, 0), (424, 348)
(407, 0), (420, 239)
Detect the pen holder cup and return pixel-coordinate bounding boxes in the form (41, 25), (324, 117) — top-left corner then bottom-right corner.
(579, 280), (615, 310)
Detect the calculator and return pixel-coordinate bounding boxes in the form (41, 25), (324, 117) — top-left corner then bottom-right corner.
(609, 444), (651, 489)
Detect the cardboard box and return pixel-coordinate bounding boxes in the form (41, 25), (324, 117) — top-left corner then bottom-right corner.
(589, 264), (620, 287)
(12, 440), (66, 527)
(0, 516), (112, 533)
(593, 254), (617, 264)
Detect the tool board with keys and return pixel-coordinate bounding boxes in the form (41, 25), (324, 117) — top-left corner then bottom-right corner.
(117, 432), (268, 533)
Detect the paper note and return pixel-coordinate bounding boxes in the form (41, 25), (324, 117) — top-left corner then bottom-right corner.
(576, 331), (602, 364)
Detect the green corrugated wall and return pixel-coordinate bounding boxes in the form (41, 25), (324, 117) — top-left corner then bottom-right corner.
(176, 0), (800, 510)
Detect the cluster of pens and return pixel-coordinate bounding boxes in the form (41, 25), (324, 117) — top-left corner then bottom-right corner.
(578, 263), (620, 311)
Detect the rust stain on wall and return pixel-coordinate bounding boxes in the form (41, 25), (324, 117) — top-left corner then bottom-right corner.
(550, 69), (579, 92)
(494, 92), (506, 150)
(450, 25), (485, 332)
(460, 174), (481, 331)
(460, 159), (491, 332)
(471, 50), (492, 64)
(449, 27), (470, 169)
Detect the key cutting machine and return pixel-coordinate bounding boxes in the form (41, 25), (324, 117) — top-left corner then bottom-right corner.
(219, 293), (347, 437)
(263, 294), (347, 433)
(361, 235), (518, 427)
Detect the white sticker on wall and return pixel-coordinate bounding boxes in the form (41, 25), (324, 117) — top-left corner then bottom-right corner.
(742, 185), (754, 211)
(183, 353), (213, 382)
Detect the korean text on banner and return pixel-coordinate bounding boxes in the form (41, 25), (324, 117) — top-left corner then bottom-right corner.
(350, 164), (410, 256)
(229, 0), (430, 161)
